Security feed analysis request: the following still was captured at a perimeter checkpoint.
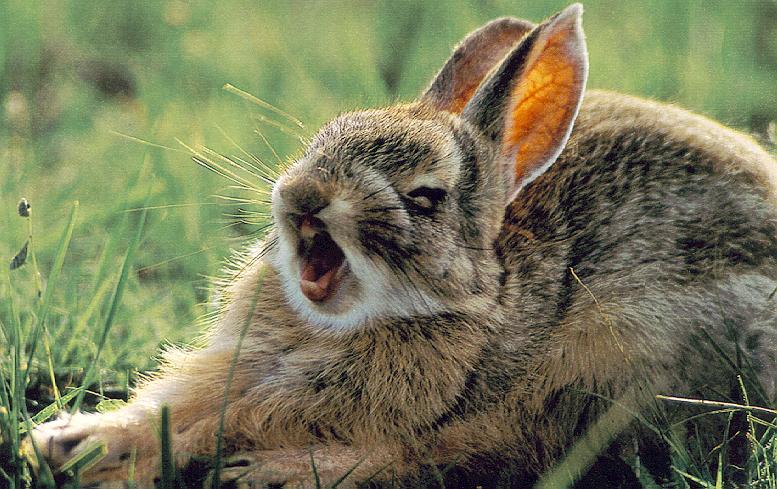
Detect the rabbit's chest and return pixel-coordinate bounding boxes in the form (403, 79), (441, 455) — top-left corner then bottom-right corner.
(250, 328), (482, 440)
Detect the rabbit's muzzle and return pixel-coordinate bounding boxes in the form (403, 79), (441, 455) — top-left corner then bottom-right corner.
(278, 175), (332, 218)
(276, 176), (350, 303)
(296, 226), (346, 302)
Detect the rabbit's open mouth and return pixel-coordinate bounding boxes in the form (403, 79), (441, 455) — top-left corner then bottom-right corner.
(298, 231), (347, 303)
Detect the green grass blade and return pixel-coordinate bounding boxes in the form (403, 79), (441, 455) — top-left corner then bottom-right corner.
(209, 266), (266, 489)
(427, 460), (446, 489)
(23, 201), (79, 385)
(535, 389), (639, 489)
(58, 442), (107, 475)
(309, 448), (322, 489)
(360, 461), (394, 486)
(0, 466), (11, 486)
(127, 447), (138, 489)
(18, 387), (83, 433)
(328, 456), (366, 489)
(59, 278), (114, 362)
(0, 377), (13, 484)
(673, 466), (713, 487)
(1, 269), (24, 489)
(20, 407), (56, 488)
(631, 461), (662, 489)
(71, 207), (147, 412)
(222, 83), (305, 129)
(159, 405), (174, 489)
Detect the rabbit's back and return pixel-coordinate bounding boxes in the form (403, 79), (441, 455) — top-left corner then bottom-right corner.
(503, 90), (777, 273)
(497, 89), (777, 406)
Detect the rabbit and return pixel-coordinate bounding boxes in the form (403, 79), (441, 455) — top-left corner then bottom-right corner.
(29, 3), (777, 487)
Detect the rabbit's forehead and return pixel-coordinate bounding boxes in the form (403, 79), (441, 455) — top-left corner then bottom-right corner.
(308, 111), (462, 185)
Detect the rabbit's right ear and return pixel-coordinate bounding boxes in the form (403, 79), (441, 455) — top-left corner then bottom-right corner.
(462, 4), (588, 203)
(421, 17), (535, 114)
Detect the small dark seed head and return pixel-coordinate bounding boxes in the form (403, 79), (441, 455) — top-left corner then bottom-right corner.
(17, 198), (30, 217)
(10, 240), (28, 270)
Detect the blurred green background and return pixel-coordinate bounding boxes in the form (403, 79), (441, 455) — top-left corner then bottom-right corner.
(1, 0), (776, 383)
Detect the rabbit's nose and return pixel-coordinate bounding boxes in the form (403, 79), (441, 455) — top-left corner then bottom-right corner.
(290, 213), (327, 239)
(279, 176), (331, 234)
(279, 176), (331, 213)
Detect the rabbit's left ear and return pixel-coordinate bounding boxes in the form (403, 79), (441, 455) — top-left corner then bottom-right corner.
(421, 17), (535, 114)
(462, 4), (588, 203)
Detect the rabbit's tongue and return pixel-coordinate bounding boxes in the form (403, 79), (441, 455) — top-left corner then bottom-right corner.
(299, 233), (345, 302)
(300, 263), (338, 301)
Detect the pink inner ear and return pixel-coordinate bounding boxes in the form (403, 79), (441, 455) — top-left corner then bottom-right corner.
(502, 5), (588, 200)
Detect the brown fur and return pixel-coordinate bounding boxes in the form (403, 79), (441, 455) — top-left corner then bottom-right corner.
(30, 4), (777, 488)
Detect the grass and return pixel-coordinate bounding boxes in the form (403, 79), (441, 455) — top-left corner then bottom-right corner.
(1, 0), (776, 487)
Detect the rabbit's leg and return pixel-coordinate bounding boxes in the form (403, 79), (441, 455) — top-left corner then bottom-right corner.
(216, 446), (399, 489)
(29, 343), (253, 484)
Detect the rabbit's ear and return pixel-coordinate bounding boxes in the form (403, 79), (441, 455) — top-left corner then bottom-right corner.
(462, 4), (588, 203)
(421, 17), (535, 114)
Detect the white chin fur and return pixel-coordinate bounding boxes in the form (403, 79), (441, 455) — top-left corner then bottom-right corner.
(269, 237), (442, 332)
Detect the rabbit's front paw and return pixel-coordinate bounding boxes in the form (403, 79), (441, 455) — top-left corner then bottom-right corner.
(212, 447), (388, 489)
(27, 411), (158, 484)
(212, 452), (319, 489)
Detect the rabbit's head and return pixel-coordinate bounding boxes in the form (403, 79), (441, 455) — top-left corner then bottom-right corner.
(270, 4), (588, 330)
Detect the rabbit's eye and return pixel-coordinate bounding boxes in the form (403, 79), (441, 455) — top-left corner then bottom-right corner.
(406, 186), (447, 213)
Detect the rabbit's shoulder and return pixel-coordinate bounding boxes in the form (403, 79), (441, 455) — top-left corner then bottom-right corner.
(573, 90), (777, 196)
(498, 89), (777, 302)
